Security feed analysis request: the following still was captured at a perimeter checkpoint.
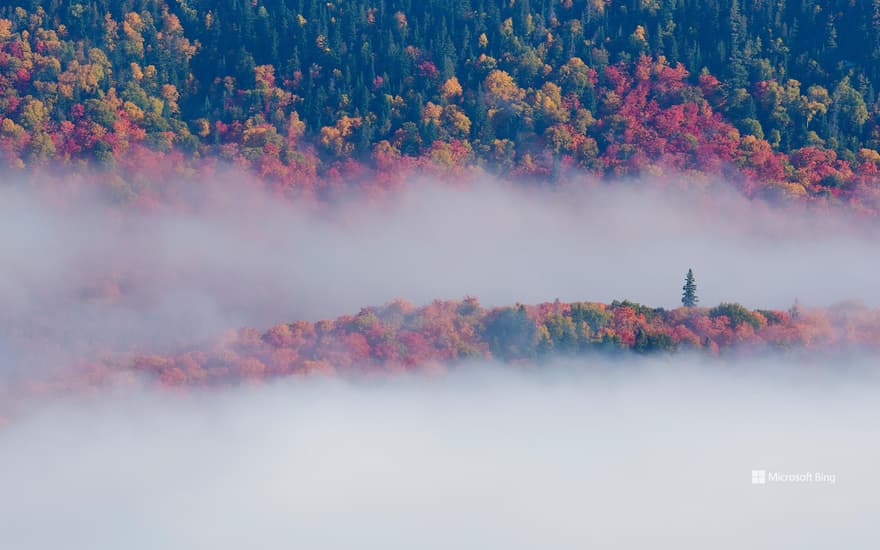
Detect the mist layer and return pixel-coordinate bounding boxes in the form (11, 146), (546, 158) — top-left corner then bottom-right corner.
(1, 356), (876, 549)
(2, 177), (880, 378)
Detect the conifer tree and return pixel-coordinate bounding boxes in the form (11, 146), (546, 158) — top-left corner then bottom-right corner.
(682, 269), (698, 307)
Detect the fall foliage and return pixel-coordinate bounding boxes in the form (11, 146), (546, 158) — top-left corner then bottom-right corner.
(2, 2), (880, 212)
(33, 297), (880, 393)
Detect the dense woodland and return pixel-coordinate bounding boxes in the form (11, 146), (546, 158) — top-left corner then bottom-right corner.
(6, 2), (880, 406)
(20, 297), (878, 391)
(4, 1), (880, 210)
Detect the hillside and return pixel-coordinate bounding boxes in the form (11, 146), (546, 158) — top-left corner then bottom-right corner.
(2, 2), (880, 210)
(14, 297), (873, 394)
(3, 6), (880, 542)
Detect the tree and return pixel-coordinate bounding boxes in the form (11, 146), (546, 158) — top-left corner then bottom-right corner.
(682, 269), (698, 307)
(709, 303), (762, 330)
(483, 305), (536, 361)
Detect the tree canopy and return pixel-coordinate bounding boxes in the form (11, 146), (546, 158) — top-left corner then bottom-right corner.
(2, 1), (880, 210)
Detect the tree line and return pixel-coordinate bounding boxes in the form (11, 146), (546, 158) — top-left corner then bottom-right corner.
(47, 296), (876, 389)
(3, 2), (880, 209)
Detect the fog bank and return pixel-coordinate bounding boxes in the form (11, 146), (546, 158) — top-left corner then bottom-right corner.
(2, 176), (880, 375)
(1, 356), (876, 549)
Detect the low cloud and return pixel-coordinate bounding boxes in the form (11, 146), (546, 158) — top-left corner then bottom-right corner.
(2, 174), (880, 379)
(1, 356), (877, 549)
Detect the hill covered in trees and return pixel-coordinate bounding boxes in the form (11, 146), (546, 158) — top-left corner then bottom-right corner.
(3, 1), (880, 210)
(10, 297), (874, 396)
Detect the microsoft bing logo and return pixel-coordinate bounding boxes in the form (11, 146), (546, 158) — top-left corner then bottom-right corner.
(749, 468), (836, 485)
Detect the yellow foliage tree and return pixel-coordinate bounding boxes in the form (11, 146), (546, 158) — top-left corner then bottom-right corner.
(440, 76), (463, 100)
(483, 70), (525, 105)
(443, 105), (472, 138)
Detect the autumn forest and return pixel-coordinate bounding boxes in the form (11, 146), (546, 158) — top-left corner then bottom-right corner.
(3, 1), (880, 209)
(5, 2), (880, 547)
(3, 2), (880, 397)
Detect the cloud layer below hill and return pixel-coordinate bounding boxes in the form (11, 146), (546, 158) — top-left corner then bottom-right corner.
(1, 356), (876, 549)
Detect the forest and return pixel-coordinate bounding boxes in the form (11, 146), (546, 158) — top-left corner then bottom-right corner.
(10, 296), (872, 394)
(2, 1), (880, 396)
(3, 1), (880, 211)
(3, 3), (879, 543)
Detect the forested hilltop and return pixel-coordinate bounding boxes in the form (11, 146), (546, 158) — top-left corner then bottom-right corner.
(4, 1), (880, 208)
(18, 297), (880, 394)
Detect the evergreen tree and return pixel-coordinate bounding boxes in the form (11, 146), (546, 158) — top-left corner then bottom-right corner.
(682, 268), (698, 307)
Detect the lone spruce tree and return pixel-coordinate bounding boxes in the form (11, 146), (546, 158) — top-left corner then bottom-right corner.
(682, 269), (698, 307)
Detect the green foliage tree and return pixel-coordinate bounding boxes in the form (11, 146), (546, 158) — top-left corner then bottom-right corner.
(709, 303), (762, 330)
(483, 305), (536, 361)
